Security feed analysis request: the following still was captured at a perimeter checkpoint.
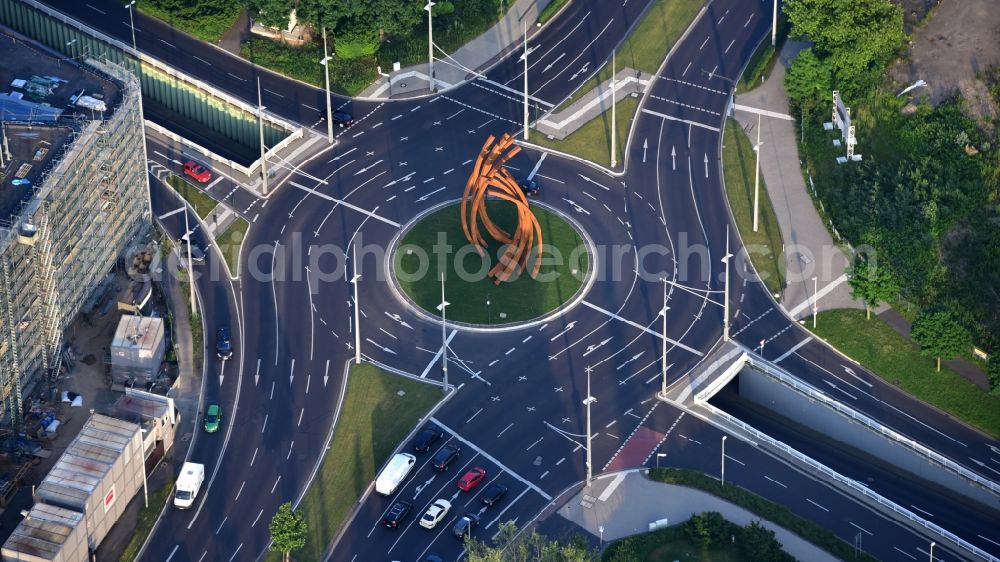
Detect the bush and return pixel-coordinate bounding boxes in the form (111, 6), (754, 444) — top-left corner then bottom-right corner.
(988, 356), (1000, 395)
(334, 26), (380, 59)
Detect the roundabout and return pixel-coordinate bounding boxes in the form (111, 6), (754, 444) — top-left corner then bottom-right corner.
(391, 199), (593, 326)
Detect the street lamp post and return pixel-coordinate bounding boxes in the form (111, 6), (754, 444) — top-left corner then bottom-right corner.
(656, 452), (666, 469)
(721, 435), (727, 485)
(256, 77), (268, 196)
(752, 112), (762, 232)
(425, 1), (436, 92)
(610, 53), (617, 168)
(812, 276), (818, 328)
(183, 209), (196, 317)
(321, 28), (334, 144)
(772, 0), (779, 47)
(351, 244), (361, 364)
(125, 1), (137, 54)
(584, 365), (596, 487)
(522, 22), (529, 140)
(659, 278), (669, 399)
(929, 541), (935, 562)
(721, 231), (733, 341)
(599, 525), (604, 550)
(437, 273), (450, 394)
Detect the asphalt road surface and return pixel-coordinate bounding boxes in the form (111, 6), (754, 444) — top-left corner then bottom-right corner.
(33, 0), (1000, 561)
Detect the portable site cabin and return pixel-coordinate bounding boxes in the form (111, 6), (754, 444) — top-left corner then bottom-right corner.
(109, 315), (165, 386)
(1, 503), (88, 562)
(32, 415), (144, 550)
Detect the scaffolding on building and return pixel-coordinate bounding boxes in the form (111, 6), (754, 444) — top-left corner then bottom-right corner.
(0, 56), (149, 428)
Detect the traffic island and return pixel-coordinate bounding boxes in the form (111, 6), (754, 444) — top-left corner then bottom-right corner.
(392, 200), (591, 326)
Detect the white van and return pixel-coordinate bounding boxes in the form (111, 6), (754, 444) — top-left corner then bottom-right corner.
(174, 462), (205, 509)
(375, 453), (416, 496)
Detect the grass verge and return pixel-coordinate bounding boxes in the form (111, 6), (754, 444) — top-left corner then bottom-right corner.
(396, 201), (588, 324)
(556, 0), (702, 110)
(649, 468), (879, 562)
(810, 309), (1000, 437)
(533, 96), (638, 169)
(538, 0), (571, 25)
(120, 483), (174, 562)
(735, 14), (789, 92)
(166, 175), (216, 221)
(136, 3), (240, 43)
(293, 363), (442, 561)
(217, 217), (249, 277)
(722, 118), (785, 297)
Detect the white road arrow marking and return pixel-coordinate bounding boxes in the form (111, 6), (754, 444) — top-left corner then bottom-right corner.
(642, 138), (648, 163)
(384, 312), (415, 330)
(542, 52), (566, 73)
(671, 146), (677, 170)
(413, 475), (436, 500)
(615, 352), (644, 370)
(254, 359), (260, 386)
(550, 321), (577, 341)
(583, 337), (613, 357)
(323, 360), (330, 387)
(704, 153), (709, 178)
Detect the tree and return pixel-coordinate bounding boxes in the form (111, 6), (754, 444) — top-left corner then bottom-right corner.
(249, 0), (292, 29)
(269, 502), (306, 562)
(739, 521), (784, 562)
(847, 257), (897, 320)
(987, 355), (1000, 396)
(911, 311), (971, 371)
(784, 48), (833, 105)
(784, 0), (905, 94)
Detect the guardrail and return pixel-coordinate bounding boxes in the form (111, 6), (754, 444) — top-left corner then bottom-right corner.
(709, 405), (999, 561)
(744, 355), (1000, 497)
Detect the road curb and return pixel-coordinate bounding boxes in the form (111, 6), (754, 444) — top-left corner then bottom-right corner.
(382, 198), (599, 334)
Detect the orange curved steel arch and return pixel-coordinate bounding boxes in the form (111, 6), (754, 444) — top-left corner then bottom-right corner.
(460, 133), (543, 284)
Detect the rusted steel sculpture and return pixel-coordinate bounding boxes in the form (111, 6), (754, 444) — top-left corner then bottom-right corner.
(460, 133), (543, 285)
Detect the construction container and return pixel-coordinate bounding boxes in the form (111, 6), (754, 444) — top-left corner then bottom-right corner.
(109, 315), (165, 386)
(1, 503), (87, 562)
(33, 414), (144, 550)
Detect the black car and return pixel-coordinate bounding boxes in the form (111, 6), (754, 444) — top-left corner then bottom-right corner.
(480, 483), (508, 507)
(431, 444), (461, 471)
(412, 426), (443, 453)
(423, 557), (443, 562)
(452, 514), (480, 540)
(216, 327), (233, 360)
(382, 501), (413, 529)
(332, 110), (353, 128)
(519, 178), (540, 196)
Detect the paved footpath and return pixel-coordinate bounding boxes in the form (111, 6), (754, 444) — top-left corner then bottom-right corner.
(557, 470), (840, 561)
(733, 41), (862, 319)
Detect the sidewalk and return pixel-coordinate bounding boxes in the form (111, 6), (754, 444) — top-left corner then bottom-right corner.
(733, 41), (862, 319)
(556, 470), (839, 562)
(878, 308), (990, 390)
(360, 0), (552, 98)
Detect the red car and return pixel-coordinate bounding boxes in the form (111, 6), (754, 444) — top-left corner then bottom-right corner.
(457, 467), (486, 491)
(183, 160), (211, 183)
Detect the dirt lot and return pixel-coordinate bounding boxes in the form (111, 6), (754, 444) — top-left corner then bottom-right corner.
(892, 0), (1000, 117)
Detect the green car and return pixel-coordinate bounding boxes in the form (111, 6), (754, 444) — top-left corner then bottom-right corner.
(203, 404), (222, 433)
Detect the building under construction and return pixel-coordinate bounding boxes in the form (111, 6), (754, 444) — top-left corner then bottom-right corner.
(0, 35), (150, 427)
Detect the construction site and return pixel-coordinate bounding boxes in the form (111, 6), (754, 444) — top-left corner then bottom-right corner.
(0, 25), (156, 556)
